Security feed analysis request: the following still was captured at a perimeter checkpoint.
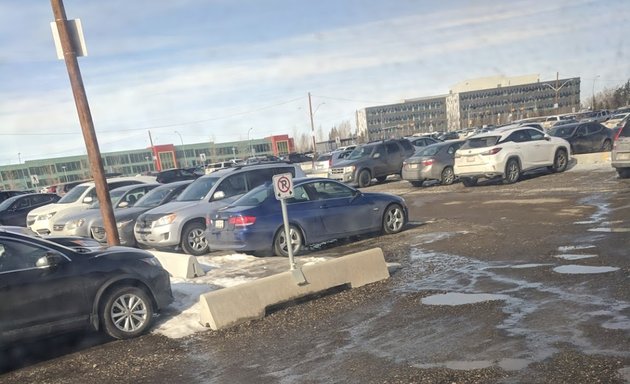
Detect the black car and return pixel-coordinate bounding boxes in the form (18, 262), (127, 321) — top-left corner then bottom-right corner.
(548, 121), (614, 154)
(0, 193), (59, 226)
(0, 190), (27, 204)
(0, 229), (173, 343)
(156, 168), (200, 184)
(90, 180), (193, 246)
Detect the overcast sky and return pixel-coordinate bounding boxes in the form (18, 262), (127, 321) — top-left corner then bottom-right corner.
(0, 0), (628, 165)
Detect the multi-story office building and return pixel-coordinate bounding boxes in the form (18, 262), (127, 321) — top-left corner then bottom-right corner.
(357, 74), (581, 141)
(0, 134), (294, 191)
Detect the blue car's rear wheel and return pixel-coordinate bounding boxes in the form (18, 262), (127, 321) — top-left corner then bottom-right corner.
(273, 225), (303, 257)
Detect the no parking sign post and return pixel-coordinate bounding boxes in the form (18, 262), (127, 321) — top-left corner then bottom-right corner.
(273, 173), (307, 285)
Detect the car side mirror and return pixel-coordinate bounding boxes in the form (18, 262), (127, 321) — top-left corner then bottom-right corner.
(36, 251), (65, 268)
(350, 189), (362, 202)
(83, 196), (93, 204)
(373, 152), (381, 159)
(544, 134), (551, 141)
(212, 191), (226, 201)
(118, 201), (129, 208)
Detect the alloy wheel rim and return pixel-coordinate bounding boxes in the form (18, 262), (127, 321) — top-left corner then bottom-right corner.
(386, 207), (404, 231)
(280, 229), (300, 254)
(443, 169), (454, 184)
(111, 293), (148, 333)
(188, 228), (207, 251)
(508, 163), (519, 181)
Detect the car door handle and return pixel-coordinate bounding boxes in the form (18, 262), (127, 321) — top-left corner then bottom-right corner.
(319, 204), (328, 209)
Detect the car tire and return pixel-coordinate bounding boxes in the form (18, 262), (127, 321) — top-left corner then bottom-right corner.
(602, 139), (612, 152)
(375, 176), (387, 183)
(550, 149), (568, 173)
(440, 166), (455, 185)
(382, 204), (405, 234)
(462, 177), (478, 187)
(357, 169), (372, 188)
(503, 159), (520, 184)
(410, 180), (424, 187)
(181, 222), (208, 256)
(273, 225), (303, 257)
(100, 286), (153, 339)
(618, 168), (630, 179)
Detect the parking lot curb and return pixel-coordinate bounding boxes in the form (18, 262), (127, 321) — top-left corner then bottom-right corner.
(152, 252), (205, 279)
(198, 247), (389, 330)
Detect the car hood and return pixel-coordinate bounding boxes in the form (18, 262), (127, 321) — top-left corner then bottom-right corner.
(29, 202), (85, 216)
(92, 206), (150, 226)
(332, 158), (369, 168)
(73, 246), (156, 262)
(54, 208), (102, 225)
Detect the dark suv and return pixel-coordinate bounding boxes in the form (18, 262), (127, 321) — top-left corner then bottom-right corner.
(156, 168), (201, 184)
(328, 139), (414, 188)
(134, 162), (306, 255)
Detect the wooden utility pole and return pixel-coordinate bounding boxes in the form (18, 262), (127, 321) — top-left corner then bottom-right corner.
(51, 0), (120, 245)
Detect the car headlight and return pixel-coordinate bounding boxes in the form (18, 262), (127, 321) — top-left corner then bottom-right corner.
(65, 219), (85, 230)
(343, 165), (355, 173)
(139, 257), (162, 267)
(155, 213), (177, 226)
(116, 219), (133, 229)
(38, 212), (56, 220)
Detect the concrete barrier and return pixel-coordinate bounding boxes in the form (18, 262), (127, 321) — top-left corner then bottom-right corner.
(152, 252), (205, 279)
(573, 152), (611, 165)
(199, 247), (389, 330)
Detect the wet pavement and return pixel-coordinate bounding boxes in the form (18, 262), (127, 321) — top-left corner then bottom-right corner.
(1, 165), (629, 383)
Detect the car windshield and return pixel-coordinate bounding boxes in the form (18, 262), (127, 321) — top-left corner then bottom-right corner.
(460, 136), (500, 149)
(57, 185), (90, 204)
(316, 154), (331, 161)
(88, 189), (126, 209)
(176, 177), (219, 201)
(135, 187), (173, 208)
(549, 125), (577, 138)
(413, 145), (441, 157)
(232, 183), (271, 207)
(348, 145), (374, 160)
(610, 113), (627, 120)
(0, 195), (21, 211)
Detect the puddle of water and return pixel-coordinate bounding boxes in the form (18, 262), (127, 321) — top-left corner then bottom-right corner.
(558, 245), (596, 252)
(574, 196), (610, 225)
(554, 254), (598, 261)
(553, 265), (620, 274)
(588, 227), (630, 233)
(411, 231), (469, 246)
(421, 292), (509, 306)
(414, 358), (531, 372)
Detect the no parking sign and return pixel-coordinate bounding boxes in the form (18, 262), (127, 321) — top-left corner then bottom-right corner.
(273, 173), (294, 200)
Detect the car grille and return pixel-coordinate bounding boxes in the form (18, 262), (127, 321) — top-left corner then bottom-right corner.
(330, 168), (344, 174)
(136, 218), (155, 229)
(91, 226), (107, 242)
(53, 224), (65, 231)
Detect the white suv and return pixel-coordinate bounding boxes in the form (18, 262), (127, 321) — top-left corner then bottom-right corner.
(27, 176), (155, 235)
(454, 126), (571, 186)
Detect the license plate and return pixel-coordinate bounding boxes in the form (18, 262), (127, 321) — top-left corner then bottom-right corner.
(407, 164), (418, 169)
(466, 156), (475, 163)
(215, 220), (224, 229)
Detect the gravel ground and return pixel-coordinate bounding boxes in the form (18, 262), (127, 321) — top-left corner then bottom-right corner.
(2, 165), (629, 383)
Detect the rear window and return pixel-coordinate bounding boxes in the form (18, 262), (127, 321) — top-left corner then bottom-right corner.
(413, 145), (440, 157)
(316, 155), (332, 161)
(58, 185), (90, 203)
(619, 120), (630, 137)
(460, 136), (500, 149)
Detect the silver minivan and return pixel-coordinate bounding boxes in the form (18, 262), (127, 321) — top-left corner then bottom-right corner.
(611, 119), (630, 178)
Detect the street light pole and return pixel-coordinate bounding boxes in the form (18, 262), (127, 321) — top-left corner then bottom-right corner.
(247, 127), (253, 157)
(307, 93), (325, 154)
(61, 166), (68, 183)
(174, 130), (187, 167)
(541, 80), (573, 110)
(592, 75), (600, 110)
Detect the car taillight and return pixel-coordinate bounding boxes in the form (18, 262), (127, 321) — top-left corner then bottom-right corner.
(228, 216), (256, 226)
(205, 216), (212, 226)
(422, 159), (434, 166)
(482, 148), (502, 156)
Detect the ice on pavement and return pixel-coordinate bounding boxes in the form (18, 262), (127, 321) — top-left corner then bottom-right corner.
(150, 251), (329, 339)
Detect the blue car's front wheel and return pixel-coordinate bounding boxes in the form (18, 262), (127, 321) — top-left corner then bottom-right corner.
(382, 204), (405, 234)
(273, 225), (303, 257)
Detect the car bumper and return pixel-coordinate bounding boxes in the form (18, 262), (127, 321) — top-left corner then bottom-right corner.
(134, 223), (179, 247)
(402, 166), (439, 181)
(52, 226), (89, 237)
(612, 151), (630, 168)
(328, 171), (355, 184)
(29, 218), (53, 235)
(454, 162), (502, 178)
(206, 227), (272, 253)
(92, 225), (136, 246)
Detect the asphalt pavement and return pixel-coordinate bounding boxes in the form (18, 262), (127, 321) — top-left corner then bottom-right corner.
(2, 164), (629, 384)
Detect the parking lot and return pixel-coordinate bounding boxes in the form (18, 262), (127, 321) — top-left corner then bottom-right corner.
(2, 160), (629, 383)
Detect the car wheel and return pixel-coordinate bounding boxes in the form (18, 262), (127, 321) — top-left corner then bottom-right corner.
(273, 225), (303, 257)
(602, 140), (612, 152)
(550, 149), (568, 173)
(375, 176), (387, 183)
(462, 177), (478, 187)
(440, 166), (455, 185)
(503, 159), (520, 184)
(181, 222), (208, 256)
(382, 204), (405, 234)
(618, 168), (630, 179)
(410, 180), (424, 187)
(101, 286), (153, 339)
(357, 169), (372, 188)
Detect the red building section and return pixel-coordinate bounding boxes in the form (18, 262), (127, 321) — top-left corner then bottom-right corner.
(268, 134), (295, 156)
(149, 144), (176, 171)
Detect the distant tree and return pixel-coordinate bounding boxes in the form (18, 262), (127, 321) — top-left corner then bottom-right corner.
(591, 79), (630, 110)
